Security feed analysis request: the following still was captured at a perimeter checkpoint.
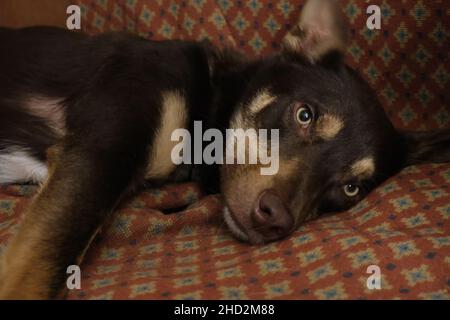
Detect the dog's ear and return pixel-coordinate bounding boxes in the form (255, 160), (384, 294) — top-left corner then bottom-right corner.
(283, 0), (348, 63)
(401, 129), (450, 166)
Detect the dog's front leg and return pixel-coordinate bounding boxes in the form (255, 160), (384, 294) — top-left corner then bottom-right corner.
(0, 141), (143, 299)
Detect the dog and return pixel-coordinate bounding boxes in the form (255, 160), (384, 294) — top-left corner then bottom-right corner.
(0, 0), (448, 299)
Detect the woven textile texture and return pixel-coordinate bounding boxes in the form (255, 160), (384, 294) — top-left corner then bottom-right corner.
(0, 0), (448, 299)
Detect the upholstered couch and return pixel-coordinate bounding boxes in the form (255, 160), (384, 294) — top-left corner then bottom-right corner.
(0, 0), (448, 299)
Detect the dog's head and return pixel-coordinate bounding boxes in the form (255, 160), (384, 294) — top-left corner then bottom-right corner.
(221, 0), (450, 244)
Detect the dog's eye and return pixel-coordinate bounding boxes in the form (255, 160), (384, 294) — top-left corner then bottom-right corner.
(343, 184), (360, 197)
(295, 104), (313, 126)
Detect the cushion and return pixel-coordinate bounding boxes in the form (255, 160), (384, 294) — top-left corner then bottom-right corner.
(1, 164), (449, 299)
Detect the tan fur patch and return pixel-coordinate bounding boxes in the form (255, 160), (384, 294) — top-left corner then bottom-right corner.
(0, 145), (126, 299)
(0, 148), (109, 299)
(226, 90), (276, 164)
(283, 33), (303, 52)
(146, 91), (188, 179)
(0, 143), (77, 298)
(351, 157), (375, 178)
(230, 110), (246, 130)
(230, 90), (276, 129)
(316, 114), (344, 140)
(248, 89), (276, 114)
(0, 167), (60, 299)
(276, 157), (302, 179)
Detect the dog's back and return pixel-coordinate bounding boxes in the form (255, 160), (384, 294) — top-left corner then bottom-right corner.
(0, 27), (217, 185)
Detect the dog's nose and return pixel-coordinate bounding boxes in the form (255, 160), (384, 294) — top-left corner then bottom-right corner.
(251, 190), (294, 241)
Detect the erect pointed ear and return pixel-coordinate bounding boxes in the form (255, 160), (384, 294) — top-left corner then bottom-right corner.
(283, 0), (348, 63)
(402, 129), (450, 166)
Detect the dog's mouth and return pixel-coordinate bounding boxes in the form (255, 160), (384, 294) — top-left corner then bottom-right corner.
(223, 207), (248, 241)
(223, 206), (263, 244)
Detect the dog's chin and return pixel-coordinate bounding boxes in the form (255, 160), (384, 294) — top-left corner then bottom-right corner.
(223, 207), (264, 245)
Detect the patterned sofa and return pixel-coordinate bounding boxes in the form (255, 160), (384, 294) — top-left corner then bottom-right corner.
(0, 0), (448, 299)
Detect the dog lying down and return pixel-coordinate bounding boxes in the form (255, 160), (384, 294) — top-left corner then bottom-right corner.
(0, 0), (449, 299)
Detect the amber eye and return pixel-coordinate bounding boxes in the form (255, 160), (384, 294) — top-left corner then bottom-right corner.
(296, 105), (313, 126)
(343, 184), (360, 197)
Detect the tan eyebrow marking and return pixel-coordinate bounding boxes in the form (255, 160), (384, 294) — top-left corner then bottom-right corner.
(351, 157), (375, 178)
(316, 114), (344, 140)
(247, 89), (277, 114)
